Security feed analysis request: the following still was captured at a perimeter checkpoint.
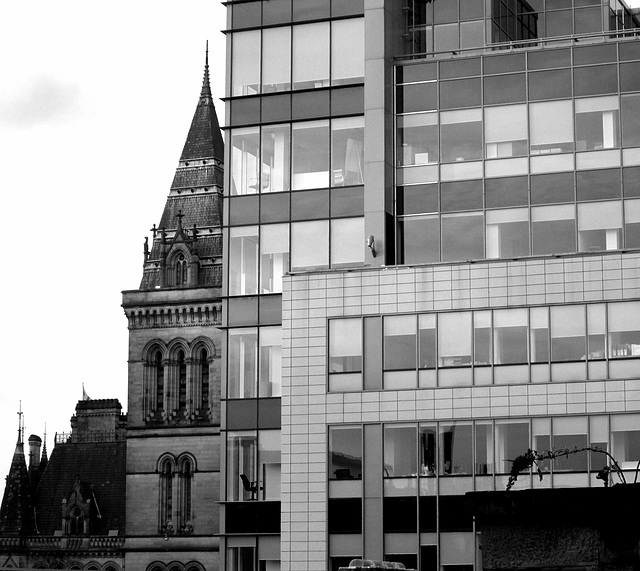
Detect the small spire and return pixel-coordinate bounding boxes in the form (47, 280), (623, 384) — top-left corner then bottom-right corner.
(200, 40), (212, 99)
(17, 401), (23, 445)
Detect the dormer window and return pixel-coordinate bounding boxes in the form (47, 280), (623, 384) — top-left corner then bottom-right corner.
(67, 505), (85, 535)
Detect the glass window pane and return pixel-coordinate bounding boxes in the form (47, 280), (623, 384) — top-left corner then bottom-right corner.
(228, 329), (258, 399)
(438, 313), (472, 367)
(531, 307), (549, 364)
(531, 204), (576, 255)
(329, 318), (363, 372)
(332, 18), (364, 85)
(485, 176), (529, 208)
(578, 201), (622, 252)
(262, 27), (291, 93)
(434, 23), (459, 52)
(332, 116), (364, 186)
(260, 223), (289, 294)
(441, 108), (483, 162)
(439, 423), (472, 475)
(227, 432), (257, 501)
(259, 327), (282, 398)
(231, 128), (260, 196)
(484, 73), (526, 105)
(486, 208), (530, 258)
(397, 113), (439, 166)
(293, 23), (329, 90)
(576, 168), (620, 201)
(232, 31), (261, 96)
(528, 69), (572, 101)
(384, 315), (417, 371)
(441, 212), (484, 262)
(474, 311), (492, 366)
(291, 220), (329, 270)
(441, 180), (483, 212)
(551, 305), (586, 362)
(419, 314), (436, 369)
(420, 425), (437, 476)
(494, 309), (528, 364)
(485, 105), (528, 158)
(587, 304), (606, 360)
(625, 199), (640, 248)
(475, 422), (494, 475)
(291, 189), (330, 220)
(259, 430), (281, 500)
(530, 172), (575, 205)
(530, 100), (574, 154)
(622, 94), (640, 148)
(229, 226), (259, 295)
(611, 414), (640, 469)
(460, 20), (484, 49)
(397, 82), (438, 114)
(331, 217), (364, 266)
(608, 302), (640, 358)
(292, 120), (329, 190)
(439, 78), (481, 110)
(574, 65), (618, 96)
(398, 215), (440, 264)
(385, 425), (417, 477)
(495, 421), (530, 474)
(552, 417), (588, 472)
(329, 426), (362, 480)
(575, 96), (620, 151)
(261, 124), (290, 193)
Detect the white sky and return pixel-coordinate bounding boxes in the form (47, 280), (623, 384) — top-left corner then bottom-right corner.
(0, 0), (226, 499)
(1, 0), (639, 502)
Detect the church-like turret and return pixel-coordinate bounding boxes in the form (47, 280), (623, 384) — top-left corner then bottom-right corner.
(139, 44), (224, 291)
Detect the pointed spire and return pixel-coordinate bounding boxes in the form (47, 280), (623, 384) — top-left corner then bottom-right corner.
(200, 40), (212, 99)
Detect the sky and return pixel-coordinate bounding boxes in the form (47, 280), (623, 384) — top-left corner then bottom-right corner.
(1, 0), (640, 504)
(0, 0), (226, 499)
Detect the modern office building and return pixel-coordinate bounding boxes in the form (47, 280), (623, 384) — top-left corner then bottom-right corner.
(223, 1), (640, 571)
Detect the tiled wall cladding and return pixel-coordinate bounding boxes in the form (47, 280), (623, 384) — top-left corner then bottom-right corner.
(279, 251), (640, 571)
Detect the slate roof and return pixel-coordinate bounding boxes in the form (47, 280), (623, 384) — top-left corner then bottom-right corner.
(179, 50), (224, 163)
(171, 164), (223, 190)
(33, 441), (126, 535)
(158, 194), (222, 230)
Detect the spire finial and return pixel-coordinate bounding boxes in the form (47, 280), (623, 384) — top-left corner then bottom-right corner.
(200, 40), (212, 99)
(17, 401), (23, 444)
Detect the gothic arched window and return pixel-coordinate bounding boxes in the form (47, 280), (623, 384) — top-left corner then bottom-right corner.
(159, 458), (174, 532)
(178, 456), (194, 532)
(200, 348), (209, 413)
(175, 254), (187, 286)
(177, 350), (187, 411)
(155, 350), (164, 413)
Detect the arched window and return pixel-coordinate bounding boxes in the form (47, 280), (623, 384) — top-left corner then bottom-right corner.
(155, 350), (164, 413)
(175, 254), (187, 286)
(200, 348), (209, 413)
(177, 350), (187, 411)
(178, 456), (193, 532)
(159, 458), (174, 532)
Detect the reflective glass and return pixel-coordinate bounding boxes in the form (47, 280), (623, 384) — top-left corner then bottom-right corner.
(620, 62), (640, 92)
(439, 78), (481, 110)
(578, 201), (622, 252)
(440, 108), (483, 162)
(531, 204), (576, 255)
(262, 27), (291, 93)
(231, 30), (261, 96)
(441, 212), (484, 261)
(486, 208), (530, 258)
(576, 168), (621, 201)
(495, 421), (530, 474)
(530, 172), (574, 205)
(397, 184), (438, 215)
(611, 414), (640, 470)
(574, 65), (618, 96)
(528, 69), (572, 101)
(231, 128), (260, 196)
(546, 9), (573, 36)
(290, 220), (329, 270)
(474, 311), (492, 366)
(484, 73), (526, 105)
(552, 417), (588, 472)
(329, 319), (362, 373)
(419, 314), (436, 369)
(438, 313), (472, 367)
(397, 113), (439, 166)
(385, 425), (417, 477)
(384, 315), (417, 371)
(332, 116), (364, 187)
(228, 330), (258, 399)
(623, 167), (640, 198)
(331, 218), (364, 266)
(434, 23), (459, 52)
(551, 305), (586, 362)
(292, 23), (329, 90)
(485, 104), (528, 158)
(229, 226), (259, 296)
(259, 328), (282, 398)
(291, 189), (329, 220)
(575, 96), (620, 151)
(332, 18), (364, 85)
(292, 0), (329, 20)
(329, 426), (362, 480)
(260, 224), (289, 294)
(530, 100), (574, 154)
(397, 83), (438, 114)
(494, 309), (528, 364)
(440, 180), (483, 212)
(625, 199), (640, 248)
(530, 307), (550, 364)
(608, 302), (640, 358)
(227, 432), (257, 500)
(485, 176), (529, 208)
(292, 121), (329, 190)
(261, 124), (290, 193)
(258, 430), (281, 499)
(621, 94), (640, 148)
(420, 425), (437, 476)
(574, 6), (601, 34)
(439, 423), (472, 475)
(398, 215), (440, 264)
(331, 186), (364, 217)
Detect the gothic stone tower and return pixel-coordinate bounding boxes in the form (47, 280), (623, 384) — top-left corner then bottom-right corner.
(122, 50), (224, 571)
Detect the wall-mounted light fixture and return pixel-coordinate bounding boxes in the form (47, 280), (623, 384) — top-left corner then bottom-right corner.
(367, 235), (376, 258)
